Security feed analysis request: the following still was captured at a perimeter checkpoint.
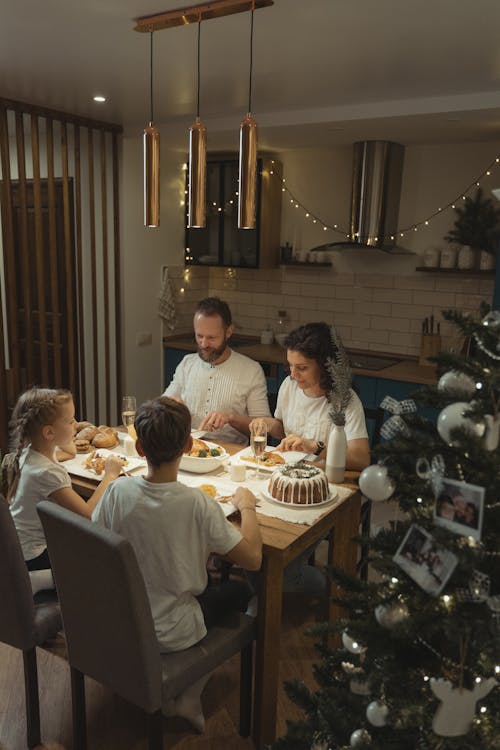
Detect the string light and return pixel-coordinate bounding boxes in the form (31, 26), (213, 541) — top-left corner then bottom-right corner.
(269, 150), (500, 238)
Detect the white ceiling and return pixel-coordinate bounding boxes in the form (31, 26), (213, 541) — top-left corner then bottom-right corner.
(2, 0), (500, 149)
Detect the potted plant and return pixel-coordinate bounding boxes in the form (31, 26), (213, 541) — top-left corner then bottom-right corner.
(445, 187), (500, 270)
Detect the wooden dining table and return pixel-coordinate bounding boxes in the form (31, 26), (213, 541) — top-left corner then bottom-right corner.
(69, 440), (361, 749)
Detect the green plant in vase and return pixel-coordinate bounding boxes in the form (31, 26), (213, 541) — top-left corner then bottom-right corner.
(445, 187), (500, 270)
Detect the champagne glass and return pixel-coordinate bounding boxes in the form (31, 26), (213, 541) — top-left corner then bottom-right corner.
(250, 420), (268, 480)
(121, 396), (137, 439)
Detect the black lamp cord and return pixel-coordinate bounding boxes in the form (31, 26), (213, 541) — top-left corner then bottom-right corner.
(248, 3), (254, 114)
(150, 31), (154, 123)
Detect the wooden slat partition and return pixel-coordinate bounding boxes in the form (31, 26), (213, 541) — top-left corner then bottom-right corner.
(112, 132), (122, 419)
(73, 125), (86, 419)
(100, 129), (111, 425)
(30, 114), (49, 385)
(0, 97), (123, 453)
(46, 119), (63, 387)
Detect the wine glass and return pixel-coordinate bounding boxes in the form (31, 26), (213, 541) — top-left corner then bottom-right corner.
(121, 396), (137, 439)
(250, 420), (268, 480)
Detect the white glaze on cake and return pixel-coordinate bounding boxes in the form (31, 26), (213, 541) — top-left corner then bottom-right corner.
(268, 462), (330, 505)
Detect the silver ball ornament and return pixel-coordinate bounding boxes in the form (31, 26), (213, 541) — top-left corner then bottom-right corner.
(359, 464), (395, 502)
(437, 371), (476, 398)
(437, 402), (485, 445)
(342, 631), (366, 655)
(375, 601), (409, 629)
(350, 728), (371, 747)
(366, 700), (389, 727)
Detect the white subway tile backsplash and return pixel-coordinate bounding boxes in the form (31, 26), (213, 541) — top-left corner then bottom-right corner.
(412, 290), (456, 307)
(371, 316), (410, 332)
(355, 273), (394, 288)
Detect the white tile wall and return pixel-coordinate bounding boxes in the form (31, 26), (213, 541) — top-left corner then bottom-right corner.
(168, 265), (494, 357)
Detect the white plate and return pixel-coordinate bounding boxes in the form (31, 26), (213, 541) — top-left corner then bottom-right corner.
(66, 449), (146, 480)
(261, 486), (338, 509)
(179, 440), (229, 473)
(236, 450), (307, 473)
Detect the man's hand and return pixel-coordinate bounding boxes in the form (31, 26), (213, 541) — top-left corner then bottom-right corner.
(198, 411), (232, 431)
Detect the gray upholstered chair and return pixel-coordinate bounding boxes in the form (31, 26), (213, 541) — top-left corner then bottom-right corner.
(0, 495), (63, 748)
(37, 500), (255, 750)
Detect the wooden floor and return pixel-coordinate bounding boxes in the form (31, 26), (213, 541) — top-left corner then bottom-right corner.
(0, 592), (323, 750)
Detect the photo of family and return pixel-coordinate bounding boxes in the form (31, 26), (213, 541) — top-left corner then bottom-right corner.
(434, 478), (485, 541)
(393, 524), (458, 596)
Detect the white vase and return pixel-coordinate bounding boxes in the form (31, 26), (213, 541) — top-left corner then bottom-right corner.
(479, 250), (496, 271)
(326, 424), (347, 483)
(440, 245), (457, 269)
(457, 245), (475, 270)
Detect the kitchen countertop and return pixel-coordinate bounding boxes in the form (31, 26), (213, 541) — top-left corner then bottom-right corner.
(163, 334), (437, 385)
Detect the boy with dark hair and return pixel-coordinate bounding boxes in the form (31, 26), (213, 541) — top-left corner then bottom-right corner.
(92, 397), (261, 729)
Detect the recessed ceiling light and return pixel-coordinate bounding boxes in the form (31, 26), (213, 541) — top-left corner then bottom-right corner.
(93, 95), (106, 103)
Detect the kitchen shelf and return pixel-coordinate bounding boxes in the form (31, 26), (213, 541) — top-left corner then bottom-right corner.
(280, 261), (332, 268)
(415, 266), (495, 277)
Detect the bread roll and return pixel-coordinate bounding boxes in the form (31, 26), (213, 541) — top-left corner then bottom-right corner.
(75, 439), (91, 453)
(75, 420), (94, 432)
(76, 425), (98, 441)
(92, 428), (118, 449)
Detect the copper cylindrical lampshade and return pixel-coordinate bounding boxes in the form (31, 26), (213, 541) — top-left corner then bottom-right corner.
(238, 113), (258, 229)
(144, 122), (160, 227)
(188, 116), (207, 228)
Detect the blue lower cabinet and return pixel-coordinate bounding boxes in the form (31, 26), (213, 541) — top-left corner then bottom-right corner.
(164, 347), (189, 390)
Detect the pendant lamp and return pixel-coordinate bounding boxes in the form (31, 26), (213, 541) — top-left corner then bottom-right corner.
(144, 31), (160, 227)
(238, 0), (258, 230)
(188, 19), (207, 228)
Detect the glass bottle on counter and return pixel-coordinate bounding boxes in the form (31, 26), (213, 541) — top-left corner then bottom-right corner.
(275, 310), (289, 347)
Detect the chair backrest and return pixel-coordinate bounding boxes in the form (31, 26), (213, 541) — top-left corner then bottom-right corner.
(363, 406), (384, 451)
(37, 501), (162, 713)
(0, 495), (38, 650)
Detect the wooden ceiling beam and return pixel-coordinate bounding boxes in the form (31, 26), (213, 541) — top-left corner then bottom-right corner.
(134, 0), (273, 32)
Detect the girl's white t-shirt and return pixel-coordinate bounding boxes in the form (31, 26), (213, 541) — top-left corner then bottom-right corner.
(274, 376), (368, 444)
(10, 447), (71, 560)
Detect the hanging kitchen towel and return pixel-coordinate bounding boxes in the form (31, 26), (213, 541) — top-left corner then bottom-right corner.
(158, 267), (177, 331)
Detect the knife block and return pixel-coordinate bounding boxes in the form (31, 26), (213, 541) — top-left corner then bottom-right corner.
(419, 334), (441, 366)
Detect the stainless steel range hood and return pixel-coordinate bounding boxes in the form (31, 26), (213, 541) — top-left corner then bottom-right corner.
(311, 140), (413, 255)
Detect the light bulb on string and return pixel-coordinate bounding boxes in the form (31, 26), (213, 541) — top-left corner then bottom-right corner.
(143, 30), (160, 227)
(238, 0), (258, 229)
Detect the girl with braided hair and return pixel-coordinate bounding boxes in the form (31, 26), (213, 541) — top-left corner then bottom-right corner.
(7, 387), (123, 591)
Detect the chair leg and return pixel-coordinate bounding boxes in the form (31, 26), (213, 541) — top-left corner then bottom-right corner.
(23, 647), (41, 749)
(239, 642), (253, 737)
(70, 666), (87, 750)
(148, 709), (163, 750)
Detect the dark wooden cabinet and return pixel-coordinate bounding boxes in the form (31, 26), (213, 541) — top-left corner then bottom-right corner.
(184, 156), (282, 269)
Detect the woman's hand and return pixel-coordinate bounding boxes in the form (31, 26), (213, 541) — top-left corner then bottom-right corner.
(276, 434), (317, 454)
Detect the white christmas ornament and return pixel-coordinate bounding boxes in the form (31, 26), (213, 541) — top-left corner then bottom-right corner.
(366, 700), (389, 727)
(342, 631), (366, 655)
(375, 601), (409, 629)
(437, 402), (485, 445)
(482, 310), (500, 329)
(359, 464), (395, 502)
(350, 728), (371, 747)
(430, 677), (497, 737)
(437, 371), (476, 398)
(342, 661), (371, 695)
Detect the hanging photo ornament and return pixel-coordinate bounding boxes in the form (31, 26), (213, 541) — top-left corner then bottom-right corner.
(379, 396), (416, 440)
(437, 402), (485, 445)
(430, 677), (497, 737)
(342, 661), (371, 695)
(359, 464), (395, 502)
(437, 370), (476, 398)
(416, 455), (445, 496)
(342, 630), (367, 655)
(487, 594), (500, 627)
(350, 729), (372, 747)
(375, 601), (409, 629)
(366, 700), (389, 727)
(311, 739), (329, 750)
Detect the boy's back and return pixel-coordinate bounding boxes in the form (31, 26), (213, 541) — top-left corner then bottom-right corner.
(92, 476), (242, 652)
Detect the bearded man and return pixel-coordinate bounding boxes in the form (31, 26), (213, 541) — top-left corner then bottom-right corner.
(163, 297), (271, 444)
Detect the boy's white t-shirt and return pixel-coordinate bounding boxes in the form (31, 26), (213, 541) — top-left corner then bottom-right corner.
(9, 447), (71, 560)
(92, 477), (243, 653)
(275, 377), (368, 444)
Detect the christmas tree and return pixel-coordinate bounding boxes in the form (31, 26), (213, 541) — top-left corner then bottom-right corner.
(273, 304), (500, 750)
